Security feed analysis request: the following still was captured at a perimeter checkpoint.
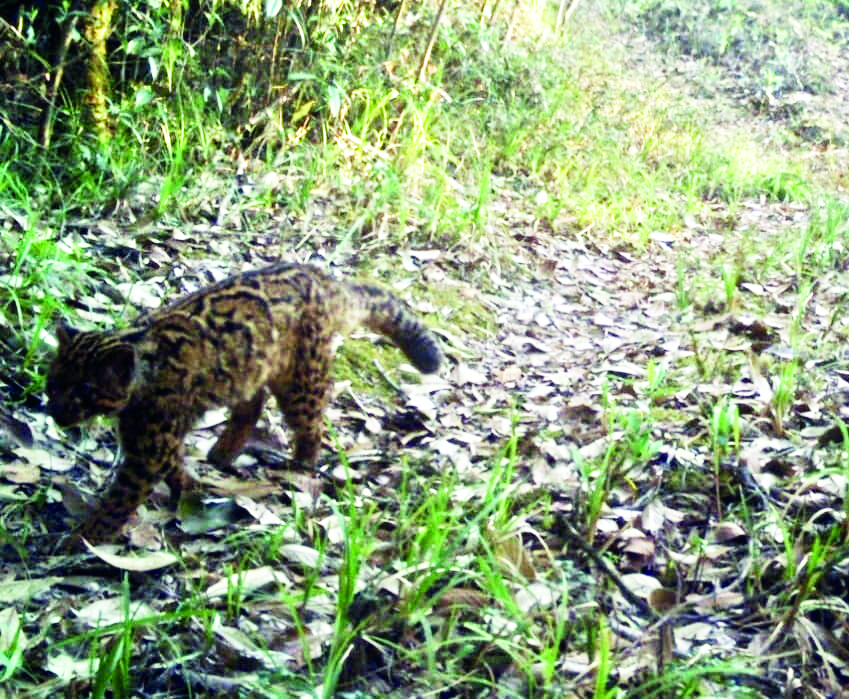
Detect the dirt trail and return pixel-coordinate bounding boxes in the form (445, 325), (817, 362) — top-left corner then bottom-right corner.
(439, 13), (849, 691)
(4, 7), (849, 695)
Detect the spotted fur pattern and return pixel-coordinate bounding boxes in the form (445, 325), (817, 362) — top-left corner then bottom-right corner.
(46, 263), (441, 544)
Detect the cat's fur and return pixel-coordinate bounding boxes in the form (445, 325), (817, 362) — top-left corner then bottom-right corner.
(46, 262), (441, 544)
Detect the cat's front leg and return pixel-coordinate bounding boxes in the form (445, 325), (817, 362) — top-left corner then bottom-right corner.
(67, 451), (172, 545)
(60, 408), (188, 549)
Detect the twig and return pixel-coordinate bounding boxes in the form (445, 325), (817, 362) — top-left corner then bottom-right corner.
(40, 13), (80, 149)
(386, 0), (410, 57)
(417, 0), (448, 84)
(0, 17), (26, 47)
(555, 0), (582, 33)
(488, 0), (502, 26)
(503, 0), (521, 43)
(556, 514), (657, 619)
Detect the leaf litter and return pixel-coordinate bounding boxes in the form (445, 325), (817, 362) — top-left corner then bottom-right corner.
(3, 15), (849, 699)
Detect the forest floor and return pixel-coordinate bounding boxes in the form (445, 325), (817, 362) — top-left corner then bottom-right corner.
(3, 2), (849, 697)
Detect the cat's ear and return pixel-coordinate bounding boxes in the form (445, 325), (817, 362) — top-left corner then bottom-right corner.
(101, 344), (137, 393)
(55, 322), (79, 348)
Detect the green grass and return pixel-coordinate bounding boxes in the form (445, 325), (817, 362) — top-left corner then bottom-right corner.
(624, 0), (848, 127)
(4, 0), (849, 696)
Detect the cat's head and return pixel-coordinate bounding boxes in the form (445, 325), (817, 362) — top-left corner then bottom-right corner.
(46, 323), (139, 427)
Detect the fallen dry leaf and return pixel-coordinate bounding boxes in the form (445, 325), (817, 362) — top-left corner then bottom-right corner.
(82, 540), (179, 571)
(1, 461), (40, 484)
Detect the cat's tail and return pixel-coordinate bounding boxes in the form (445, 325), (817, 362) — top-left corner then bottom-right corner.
(349, 284), (442, 374)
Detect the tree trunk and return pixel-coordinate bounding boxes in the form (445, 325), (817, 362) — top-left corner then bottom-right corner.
(84, 0), (117, 142)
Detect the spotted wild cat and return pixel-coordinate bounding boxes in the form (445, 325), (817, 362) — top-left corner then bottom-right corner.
(45, 262), (442, 546)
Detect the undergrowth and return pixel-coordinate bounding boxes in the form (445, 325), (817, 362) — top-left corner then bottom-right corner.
(2, 1), (831, 370)
(2, 0), (849, 697)
(624, 0), (849, 142)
